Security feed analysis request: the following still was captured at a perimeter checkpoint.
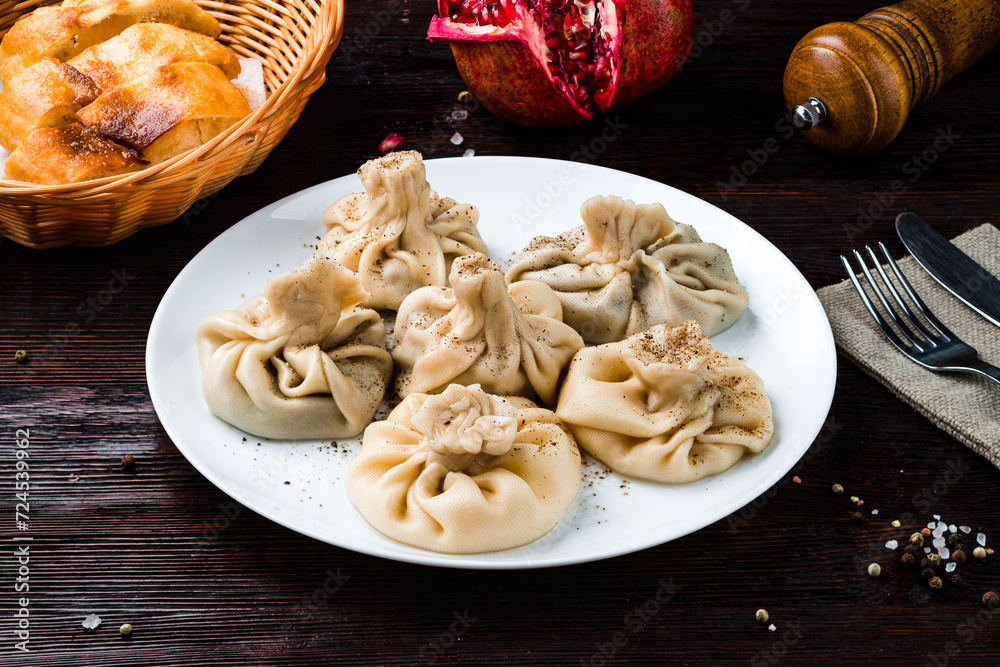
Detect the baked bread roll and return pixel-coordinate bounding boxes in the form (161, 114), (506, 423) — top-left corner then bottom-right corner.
(0, 0), (221, 86)
(196, 254), (393, 440)
(67, 22), (240, 91)
(392, 253), (584, 405)
(3, 122), (144, 184)
(317, 151), (490, 310)
(556, 321), (774, 483)
(0, 57), (100, 150)
(345, 384), (581, 554)
(76, 61), (251, 164)
(507, 195), (748, 344)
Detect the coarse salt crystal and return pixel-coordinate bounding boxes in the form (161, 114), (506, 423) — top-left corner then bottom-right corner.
(82, 614), (102, 630)
(977, 533), (987, 546)
(872, 509), (879, 515)
(933, 537), (946, 549)
(885, 540), (898, 550)
(924, 547), (931, 554)
(451, 109), (468, 120)
(463, 149), (475, 157)
(933, 525), (946, 538)
(768, 624), (776, 632)
(945, 562), (957, 573)
(934, 514), (941, 520)
(938, 547), (950, 560)
(949, 524), (958, 533)
(960, 526), (972, 534)
(450, 132), (464, 145)
(928, 521), (937, 529)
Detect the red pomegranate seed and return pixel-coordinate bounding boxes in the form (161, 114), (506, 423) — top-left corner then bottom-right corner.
(378, 132), (404, 152)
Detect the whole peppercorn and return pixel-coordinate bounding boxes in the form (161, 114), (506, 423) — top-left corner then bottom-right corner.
(947, 533), (962, 548)
(920, 557), (932, 570)
(921, 527), (932, 538)
(901, 553), (916, 568)
(868, 563), (882, 577)
(952, 549), (967, 565)
(121, 454), (135, 470)
(974, 546), (987, 560)
(909, 533), (925, 547)
(983, 591), (1000, 611)
(928, 553), (943, 567)
(14, 350), (28, 364)
(950, 573), (962, 586)
(904, 544), (921, 557)
(850, 511), (864, 524)
(929, 576), (943, 590)
(832, 483), (844, 495)
(921, 567), (935, 581)
(755, 609), (769, 623)
(120, 623), (132, 636)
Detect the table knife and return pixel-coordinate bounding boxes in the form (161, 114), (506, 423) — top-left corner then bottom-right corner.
(895, 212), (1000, 328)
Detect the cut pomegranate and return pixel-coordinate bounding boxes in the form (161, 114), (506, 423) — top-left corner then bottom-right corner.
(428, 0), (692, 127)
(379, 132), (405, 152)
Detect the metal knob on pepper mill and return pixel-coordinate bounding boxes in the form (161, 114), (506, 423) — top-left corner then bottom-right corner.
(783, 0), (1000, 154)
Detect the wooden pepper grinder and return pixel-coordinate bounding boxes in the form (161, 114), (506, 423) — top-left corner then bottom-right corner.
(783, 0), (1000, 154)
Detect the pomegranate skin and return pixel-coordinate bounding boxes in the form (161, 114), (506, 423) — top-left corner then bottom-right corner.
(427, 1), (693, 128)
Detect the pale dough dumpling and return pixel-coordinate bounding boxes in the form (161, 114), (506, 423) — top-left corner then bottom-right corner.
(392, 253), (584, 405)
(345, 384), (581, 554)
(506, 195), (748, 344)
(196, 254), (393, 440)
(556, 320), (773, 483)
(317, 150), (489, 310)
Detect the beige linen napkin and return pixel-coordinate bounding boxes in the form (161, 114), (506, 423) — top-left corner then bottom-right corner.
(817, 223), (1000, 468)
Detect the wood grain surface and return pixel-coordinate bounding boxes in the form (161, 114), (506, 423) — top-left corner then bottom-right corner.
(2, 1), (999, 665)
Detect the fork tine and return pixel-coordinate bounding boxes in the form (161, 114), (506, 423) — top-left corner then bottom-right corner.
(840, 253), (923, 354)
(851, 249), (927, 349)
(864, 245), (938, 343)
(877, 242), (959, 341)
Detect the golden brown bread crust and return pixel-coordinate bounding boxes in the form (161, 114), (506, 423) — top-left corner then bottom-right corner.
(0, 0), (222, 85)
(76, 62), (251, 164)
(0, 57), (101, 151)
(68, 23), (240, 91)
(3, 122), (145, 184)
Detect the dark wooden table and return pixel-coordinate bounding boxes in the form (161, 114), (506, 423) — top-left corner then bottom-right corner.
(3, 1), (1000, 664)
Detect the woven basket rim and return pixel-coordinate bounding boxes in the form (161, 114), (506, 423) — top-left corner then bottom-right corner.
(0, 0), (345, 197)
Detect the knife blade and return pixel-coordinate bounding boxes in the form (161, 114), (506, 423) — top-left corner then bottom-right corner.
(896, 212), (1000, 329)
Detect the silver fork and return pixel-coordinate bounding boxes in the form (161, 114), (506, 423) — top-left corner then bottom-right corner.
(841, 243), (1000, 387)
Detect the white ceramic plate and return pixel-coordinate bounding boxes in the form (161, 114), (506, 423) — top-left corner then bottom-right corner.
(146, 156), (836, 569)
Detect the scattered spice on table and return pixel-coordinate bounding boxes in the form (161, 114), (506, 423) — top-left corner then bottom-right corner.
(831, 483), (844, 495)
(82, 614), (101, 630)
(868, 563), (881, 577)
(120, 623), (132, 636)
(121, 454), (135, 470)
(457, 90), (472, 102)
(792, 475), (801, 484)
(984, 591), (999, 610)
(14, 349), (28, 364)
(755, 609), (769, 623)
(929, 576), (943, 590)
(973, 546), (987, 560)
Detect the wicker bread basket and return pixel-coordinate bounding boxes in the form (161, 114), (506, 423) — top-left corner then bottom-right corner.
(0, 0), (345, 249)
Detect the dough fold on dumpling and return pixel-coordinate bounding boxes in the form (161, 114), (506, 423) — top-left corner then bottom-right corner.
(317, 150), (489, 310)
(392, 252), (584, 405)
(556, 320), (773, 483)
(345, 384), (581, 554)
(196, 254), (393, 440)
(506, 195), (748, 344)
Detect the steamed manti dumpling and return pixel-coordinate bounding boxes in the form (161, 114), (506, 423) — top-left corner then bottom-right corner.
(317, 150), (489, 310)
(392, 252), (585, 405)
(556, 320), (773, 483)
(195, 254), (393, 440)
(506, 195), (748, 344)
(345, 384), (581, 554)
